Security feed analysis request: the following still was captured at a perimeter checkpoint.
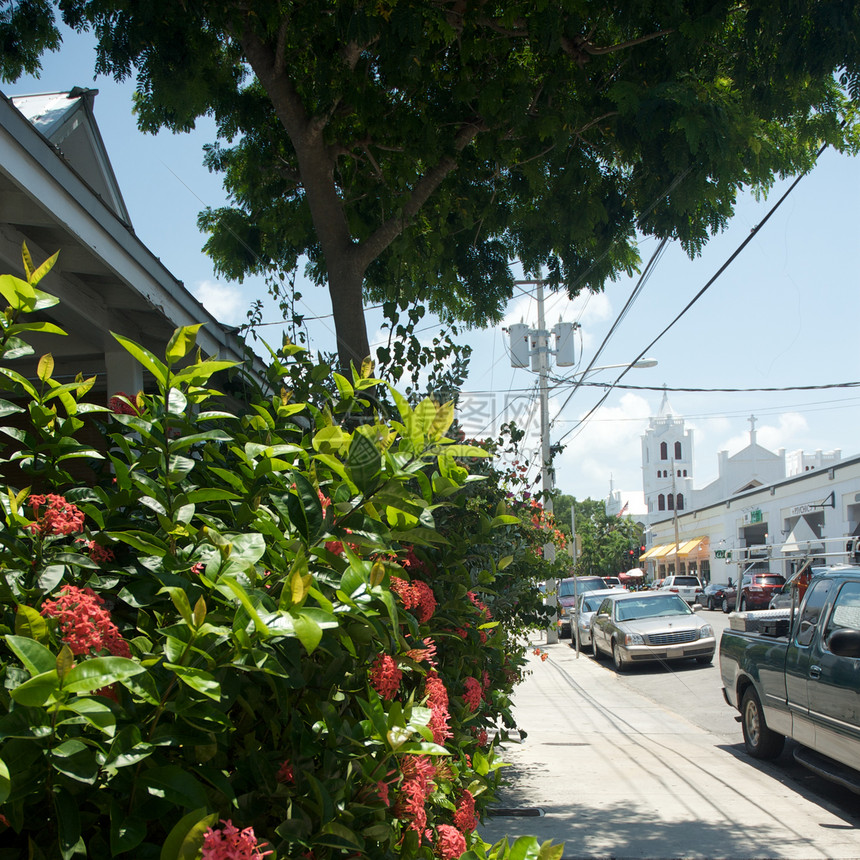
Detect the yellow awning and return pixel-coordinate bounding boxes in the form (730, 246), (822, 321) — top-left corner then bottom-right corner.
(676, 536), (709, 558)
(640, 543), (674, 560)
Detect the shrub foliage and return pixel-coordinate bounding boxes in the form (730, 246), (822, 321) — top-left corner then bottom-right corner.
(0, 247), (562, 860)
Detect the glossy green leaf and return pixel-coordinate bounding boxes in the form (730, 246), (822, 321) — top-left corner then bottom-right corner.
(5, 634), (55, 676)
(292, 610), (323, 654)
(14, 604), (48, 641)
(160, 808), (219, 860)
(347, 432), (381, 491)
(166, 324), (204, 365)
(0, 758), (10, 804)
(111, 332), (168, 386)
(285, 472), (324, 542)
(54, 786), (83, 860)
(139, 766), (208, 808)
(62, 657), (145, 694)
(10, 669), (59, 706)
(163, 664), (221, 701)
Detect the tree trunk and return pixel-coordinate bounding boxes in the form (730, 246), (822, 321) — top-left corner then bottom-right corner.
(327, 261), (371, 372)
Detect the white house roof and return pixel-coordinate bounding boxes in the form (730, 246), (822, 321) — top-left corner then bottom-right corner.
(12, 88), (131, 223)
(0, 87), (265, 396)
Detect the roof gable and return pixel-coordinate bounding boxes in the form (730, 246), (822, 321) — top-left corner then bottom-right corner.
(11, 88), (130, 223)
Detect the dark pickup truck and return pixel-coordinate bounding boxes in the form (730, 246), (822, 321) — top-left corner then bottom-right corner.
(719, 565), (860, 791)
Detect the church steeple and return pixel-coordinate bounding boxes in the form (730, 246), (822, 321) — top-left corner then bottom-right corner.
(658, 384), (675, 418)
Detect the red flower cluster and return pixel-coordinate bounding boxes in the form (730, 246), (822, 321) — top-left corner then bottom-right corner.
(453, 789), (477, 832)
(369, 653), (402, 700)
(435, 824), (467, 860)
(401, 546), (428, 575)
(395, 755), (435, 838)
(390, 577), (437, 622)
(276, 759), (294, 784)
(466, 591), (491, 622)
(40, 585), (130, 658)
(108, 391), (140, 416)
(424, 670), (452, 744)
(76, 539), (115, 564)
(201, 820), (272, 860)
(405, 637), (437, 666)
(463, 677), (482, 713)
(27, 494), (85, 536)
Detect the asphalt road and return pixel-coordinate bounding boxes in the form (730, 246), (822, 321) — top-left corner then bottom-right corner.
(591, 606), (860, 821)
(479, 612), (860, 859)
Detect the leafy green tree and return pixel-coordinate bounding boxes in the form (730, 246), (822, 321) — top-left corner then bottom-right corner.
(554, 495), (643, 577)
(3, 1), (859, 369)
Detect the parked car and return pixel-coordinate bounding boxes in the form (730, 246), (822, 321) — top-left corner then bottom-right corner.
(768, 581), (794, 610)
(695, 582), (732, 610)
(658, 574), (703, 604)
(557, 576), (614, 637)
(572, 588), (623, 648)
(590, 591), (715, 671)
(720, 566), (860, 788)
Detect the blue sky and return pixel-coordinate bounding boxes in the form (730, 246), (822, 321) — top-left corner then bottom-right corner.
(6, 28), (860, 507)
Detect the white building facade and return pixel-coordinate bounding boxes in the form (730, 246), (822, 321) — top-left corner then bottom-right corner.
(642, 455), (860, 585)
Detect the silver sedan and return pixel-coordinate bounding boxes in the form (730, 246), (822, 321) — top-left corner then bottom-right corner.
(573, 588), (622, 649)
(590, 591), (716, 672)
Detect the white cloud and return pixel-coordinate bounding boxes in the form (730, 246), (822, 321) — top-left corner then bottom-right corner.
(552, 391), (652, 500)
(717, 412), (810, 457)
(193, 280), (245, 325)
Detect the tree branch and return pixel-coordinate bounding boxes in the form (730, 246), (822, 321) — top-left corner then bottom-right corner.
(355, 121), (484, 269)
(562, 28), (674, 65)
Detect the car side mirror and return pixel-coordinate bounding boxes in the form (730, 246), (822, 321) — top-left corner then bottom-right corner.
(827, 628), (860, 658)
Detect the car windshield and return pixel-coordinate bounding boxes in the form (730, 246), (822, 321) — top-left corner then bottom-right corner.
(559, 579), (604, 597)
(615, 595), (691, 621)
(581, 595), (605, 612)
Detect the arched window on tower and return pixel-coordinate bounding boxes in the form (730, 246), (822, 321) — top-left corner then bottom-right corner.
(667, 494), (675, 510)
(660, 442), (668, 460)
(674, 441), (682, 459)
(683, 469), (687, 477)
(658, 494), (665, 511)
(676, 494), (684, 511)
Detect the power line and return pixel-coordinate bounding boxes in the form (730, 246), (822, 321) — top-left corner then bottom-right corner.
(555, 140), (830, 448)
(559, 380), (860, 394)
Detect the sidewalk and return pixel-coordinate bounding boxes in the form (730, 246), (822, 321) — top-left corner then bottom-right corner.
(477, 639), (860, 860)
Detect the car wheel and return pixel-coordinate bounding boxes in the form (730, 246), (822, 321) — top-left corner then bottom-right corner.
(612, 641), (627, 672)
(695, 653), (714, 665)
(741, 687), (785, 759)
(707, 597), (715, 611)
(722, 597), (730, 613)
(591, 635), (602, 660)
(740, 598), (747, 612)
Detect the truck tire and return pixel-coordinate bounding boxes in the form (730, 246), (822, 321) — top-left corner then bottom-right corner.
(741, 688), (785, 759)
(740, 597), (748, 612)
(612, 641), (627, 672)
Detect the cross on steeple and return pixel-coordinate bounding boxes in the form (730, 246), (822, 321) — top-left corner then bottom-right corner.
(749, 414), (757, 443)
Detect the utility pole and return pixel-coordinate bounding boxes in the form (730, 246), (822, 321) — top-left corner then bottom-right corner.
(671, 460), (681, 575)
(536, 280), (558, 643)
(504, 282), (657, 642)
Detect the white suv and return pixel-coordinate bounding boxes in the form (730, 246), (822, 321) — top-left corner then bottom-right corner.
(659, 575), (703, 604)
